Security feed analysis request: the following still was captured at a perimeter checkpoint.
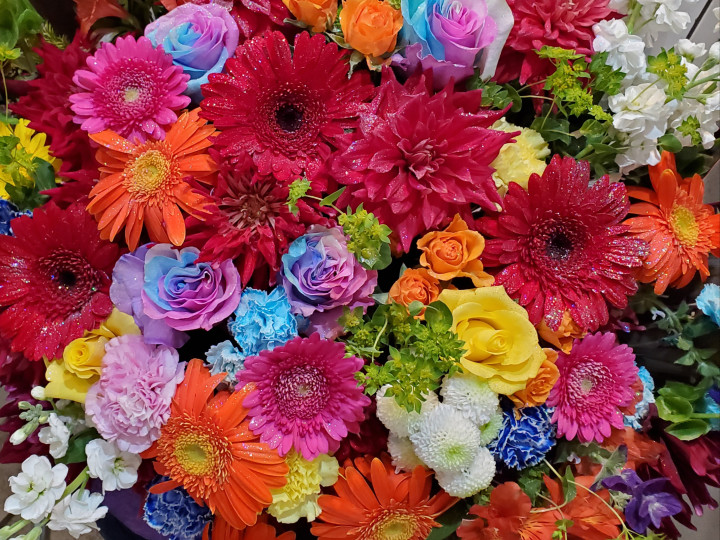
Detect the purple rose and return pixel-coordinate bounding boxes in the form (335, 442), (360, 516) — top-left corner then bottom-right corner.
(144, 3), (239, 101)
(280, 226), (377, 338)
(395, 0), (514, 87)
(142, 244), (241, 332)
(110, 245), (188, 348)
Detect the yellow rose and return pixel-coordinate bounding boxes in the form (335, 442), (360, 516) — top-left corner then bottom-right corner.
(439, 286), (544, 395)
(490, 118), (550, 195)
(44, 310), (140, 403)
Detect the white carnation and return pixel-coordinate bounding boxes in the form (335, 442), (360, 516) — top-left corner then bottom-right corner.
(4, 456), (67, 523)
(48, 490), (107, 539)
(86, 439), (141, 492)
(375, 386), (438, 437)
(387, 434), (425, 472)
(38, 413), (71, 459)
(592, 20), (646, 78)
(435, 447), (496, 497)
(440, 373), (499, 427)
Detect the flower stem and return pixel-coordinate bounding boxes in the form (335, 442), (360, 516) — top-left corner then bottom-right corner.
(62, 466), (90, 499)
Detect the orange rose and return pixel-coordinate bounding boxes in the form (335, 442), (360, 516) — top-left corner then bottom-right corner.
(389, 268), (440, 308)
(340, 0), (402, 57)
(417, 214), (493, 287)
(283, 0), (337, 33)
(537, 311), (585, 352)
(509, 349), (559, 408)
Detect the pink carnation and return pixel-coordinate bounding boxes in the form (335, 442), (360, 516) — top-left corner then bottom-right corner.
(85, 335), (185, 453)
(238, 333), (370, 460)
(547, 332), (638, 444)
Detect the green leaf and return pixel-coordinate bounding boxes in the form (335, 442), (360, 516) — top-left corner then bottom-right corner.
(407, 301), (425, 317)
(31, 158), (56, 191)
(319, 187), (346, 207)
(665, 419), (711, 441)
(530, 117), (572, 145)
(426, 501), (470, 540)
(57, 429), (99, 464)
(658, 133), (683, 153)
(369, 242), (392, 270)
(423, 301), (454, 332)
(592, 445), (627, 489)
(656, 395), (693, 423)
(561, 467), (577, 504)
(505, 84), (523, 112)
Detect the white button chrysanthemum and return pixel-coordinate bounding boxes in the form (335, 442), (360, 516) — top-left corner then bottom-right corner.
(440, 373), (499, 426)
(410, 404), (481, 473)
(387, 433), (425, 472)
(4, 455), (67, 523)
(435, 447), (496, 497)
(478, 407), (504, 446)
(375, 385), (438, 437)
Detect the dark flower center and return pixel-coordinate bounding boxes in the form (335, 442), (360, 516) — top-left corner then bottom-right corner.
(38, 249), (103, 313)
(546, 231), (574, 260)
(57, 270), (77, 288)
(275, 103), (304, 133)
(219, 179), (284, 232)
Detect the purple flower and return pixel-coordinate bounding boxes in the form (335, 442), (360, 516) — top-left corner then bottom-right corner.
(142, 244), (241, 332)
(145, 3), (239, 101)
(110, 245), (188, 348)
(280, 226), (377, 339)
(603, 469), (683, 533)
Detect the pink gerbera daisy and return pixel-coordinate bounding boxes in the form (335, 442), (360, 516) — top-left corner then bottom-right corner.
(547, 332), (638, 443)
(237, 333), (370, 460)
(70, 35), (190, 142)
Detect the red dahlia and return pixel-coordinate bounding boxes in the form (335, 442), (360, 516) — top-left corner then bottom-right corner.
(333, 73), (512, 252)
(0, 204), (121, 361)
(478, 155), (647, 332)
(200, 31), (373, 182)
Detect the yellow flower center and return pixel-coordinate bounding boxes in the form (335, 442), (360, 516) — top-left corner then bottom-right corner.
(174, 433), (216, 476)
(124, 87), (141, 103)
(670, 205), (699, 246)
(369, 510), (426, 540)
(129, 149), (172, 194)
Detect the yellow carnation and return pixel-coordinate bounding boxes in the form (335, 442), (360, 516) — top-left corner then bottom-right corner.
(438, 286), (544, 395)
(269, 451), (339, 523)
(44, 309), (140, 403)
(490, 118), (550, 195)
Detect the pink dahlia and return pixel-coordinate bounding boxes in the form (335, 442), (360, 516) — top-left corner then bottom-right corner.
(478, 154), (647, 332)
(333, 72), (512, 252)
(200, 31), (374, 182)
(237, 333), (370, 460)
(547, 332), (638, 443)
(70, 35), (190, 142)
(494, 0), (614, 84)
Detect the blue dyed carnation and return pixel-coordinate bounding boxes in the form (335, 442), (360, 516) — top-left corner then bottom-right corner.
(0, 200), (31, 236)
(144, 477), (211, 540)
(489, 406), (555, 470)
(698, 394), (720, 431)
(697, 283), (720, 326)
(228, 287), (297, 357)
(206, 340), (245, 381)
(624, 366), (655, 430)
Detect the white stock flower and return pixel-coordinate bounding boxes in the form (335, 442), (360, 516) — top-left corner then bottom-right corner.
(387, 434), (425, 472)
(38, 414), (71, 459)
(434, 447), (496, 497)
(48, 490), (107, 539)
(677, 39), (707, 62)
(4, 456), (67, 523)
(592, 20), (647, 78)
(636, 0), (692, 42)
(440, 373), (499, 427)
(609, 83), (676, 140)
(86, 439), (141, 492)
(615, 132), (663, 173)
(715, 7), (720, 33)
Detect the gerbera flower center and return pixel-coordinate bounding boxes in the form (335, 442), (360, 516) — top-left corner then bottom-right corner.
(567, 360), (611, 410)
(37, 248), (102, 312)
(273, 365), (329, 419)
(101, 59), (163, 120)
(546, 231), (574, 260)
(276, 103), (304, 133)
(364, 508), (435, 540)
(399, 138), (441, 180)
(528, 218), (589, 277)
(125, 146), (179, 201)
(124, 87), (141, 103)
(670, 205), (700, 246)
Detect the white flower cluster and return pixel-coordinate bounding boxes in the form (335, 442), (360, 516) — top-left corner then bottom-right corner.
(86, 439), (142, 493)
(375, 373), (502, 497)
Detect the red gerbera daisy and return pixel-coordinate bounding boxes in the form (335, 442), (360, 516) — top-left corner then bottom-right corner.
(0, 204), (121, 361)
(478, 154), (647, 332)
(200, 31), (374, 181)
(333, 72), (512, 252)
(494, 0), (614, 84)
(186, 161), (329, 287)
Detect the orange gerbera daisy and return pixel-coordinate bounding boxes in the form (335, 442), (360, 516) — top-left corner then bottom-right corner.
(205, 515), (295, 540)
(624, 151), (720, 294)
(143, 359), (288, 530)
(87, 109), (217, 250)
(311, 455), (457, 540)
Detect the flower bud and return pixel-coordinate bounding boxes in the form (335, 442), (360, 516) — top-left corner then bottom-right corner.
(30, 386), (46, 401)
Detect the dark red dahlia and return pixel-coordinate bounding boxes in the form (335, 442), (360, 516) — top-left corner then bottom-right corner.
(494, 0), (614, 84)
(186, 163), (329, 287)
(478, 155), (647, 332)
(10, 34), (99, 204)
(0, 204), (121, 361)
(333, 72), (512, 252)
(200, 31), (374, 182)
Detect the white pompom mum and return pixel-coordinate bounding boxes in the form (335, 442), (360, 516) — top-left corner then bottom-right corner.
(435, 447), (496, 497)
(440, 372), (499, 426)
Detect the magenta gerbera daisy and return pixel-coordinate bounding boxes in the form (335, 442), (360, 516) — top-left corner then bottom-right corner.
(237, 333), (370, 460)
(547, 332), (638, 443)
(478, 154), (647, 332)
(333, 72), (513, 252)
(69, 35), (190, 142)
(200, 31), (374, 181)
(0, 204), (121, 361)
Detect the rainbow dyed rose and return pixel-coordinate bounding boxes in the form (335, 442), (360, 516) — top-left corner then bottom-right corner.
(142, 244), (241, 332)
(280, 226), (377, 338)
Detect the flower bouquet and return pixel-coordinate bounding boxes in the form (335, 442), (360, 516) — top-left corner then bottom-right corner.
(0, 0), (718, 539)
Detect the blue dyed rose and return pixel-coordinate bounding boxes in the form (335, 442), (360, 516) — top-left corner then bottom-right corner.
(145, 3), (239, 102)
(0, 200), (31, 236)
(206, 340), (245, 381)
(697, 283), (720, 326)
(624, 366), (655, 431)
(144, 477), (211, 540)
(489, 405), (555, 470)
(228, 287), (298, 357)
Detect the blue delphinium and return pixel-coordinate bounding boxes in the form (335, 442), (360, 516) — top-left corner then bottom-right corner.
(488, 405), (555, 470)
(228, 287), (298, 357)
(697, 283), (720, 326)
(206, 340), (245, 381)
(624, 366), (655, 430)
(0, 200), (31, 236)
(144, 477), (212, 540)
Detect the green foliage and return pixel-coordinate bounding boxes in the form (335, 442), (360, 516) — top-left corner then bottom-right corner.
(552, 519), (574, 539)
(426, 501), (471, 540)
(344, 301), (464, 411)
(0, 0), (41, 49)
(591, 445), (628, 488)
(338, 203), (392, 270)
(588, 52), (625, 96)
(655, 379), (718, 440)
(56, 429), (99, 464)
(287, 177), (311, 215)
(647, 49), (688, 100)
(466, 77), (522, 111)
(0, 130), (57, 209)
(517, 463), (551, 505)
(676, 116), (702, 146)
